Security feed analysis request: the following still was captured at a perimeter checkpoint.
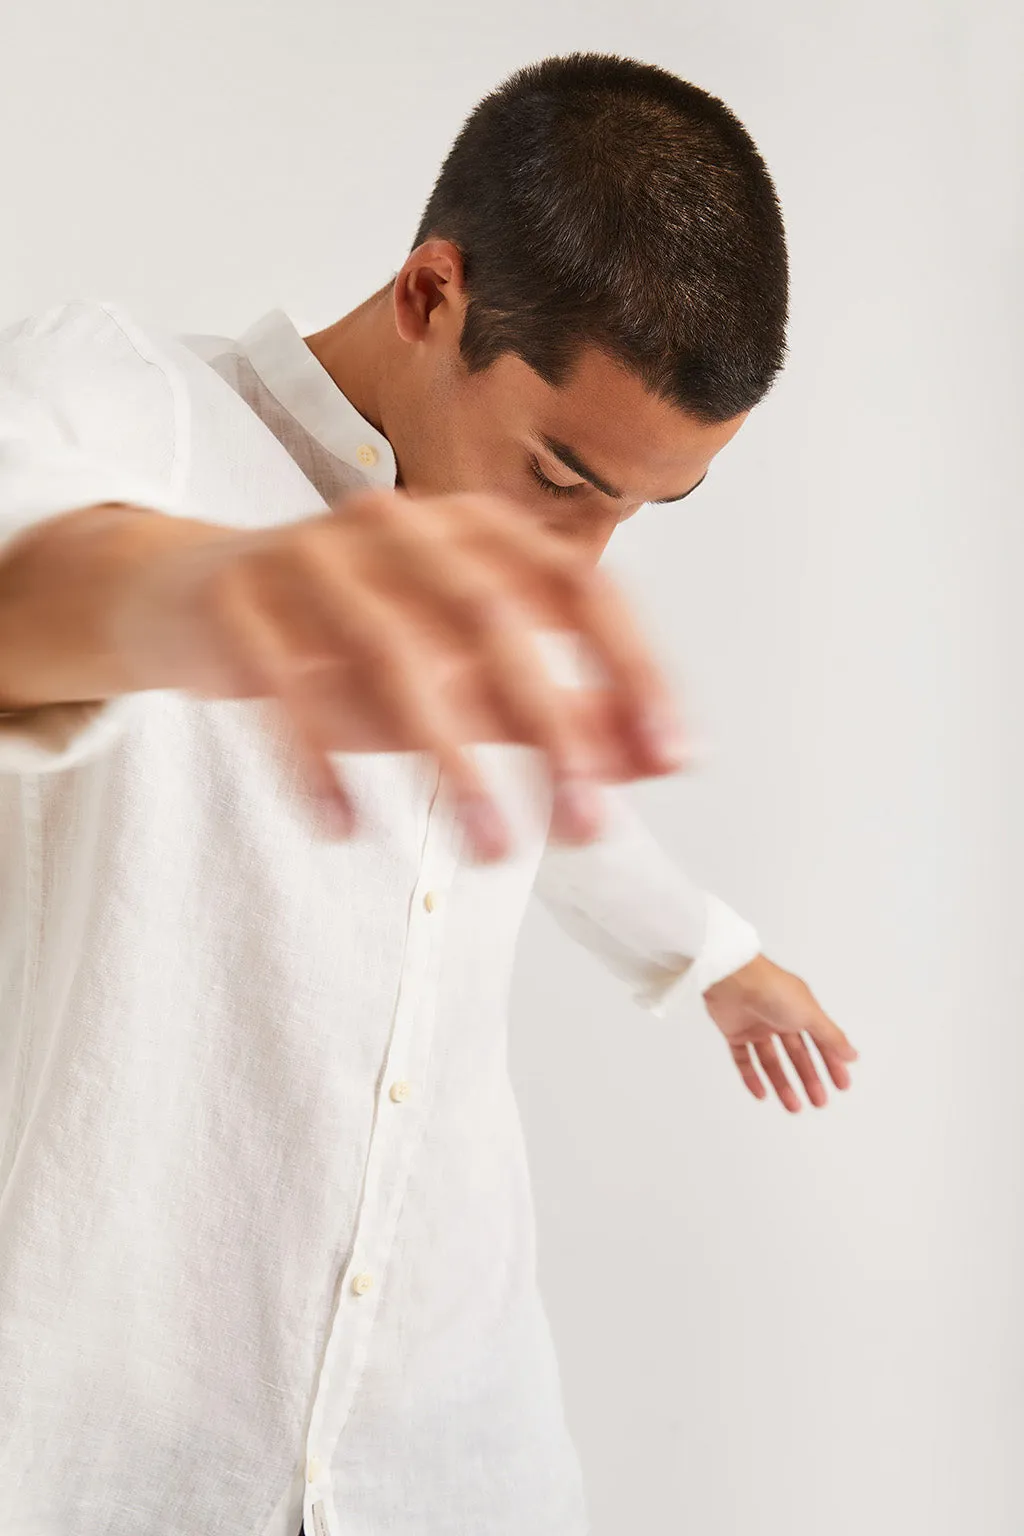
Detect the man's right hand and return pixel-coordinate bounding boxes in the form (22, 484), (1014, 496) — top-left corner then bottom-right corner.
(3, 490), (688, 858)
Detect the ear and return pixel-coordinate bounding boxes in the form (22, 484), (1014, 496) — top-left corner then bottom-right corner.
(393, 239), (467, 344)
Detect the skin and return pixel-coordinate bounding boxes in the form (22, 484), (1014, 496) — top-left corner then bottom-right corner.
(306, 239), (743, 565)
(0, 242), (855, 1110)
(302, 240), (859, 1111)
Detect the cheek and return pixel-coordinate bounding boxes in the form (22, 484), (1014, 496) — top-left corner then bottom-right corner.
(443, 389), (513, 487)
(446, 429), (513, 496)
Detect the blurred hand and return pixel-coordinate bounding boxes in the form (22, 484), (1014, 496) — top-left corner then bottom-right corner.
(702, 955), (858, 1111)
(114, 487), (686, 858)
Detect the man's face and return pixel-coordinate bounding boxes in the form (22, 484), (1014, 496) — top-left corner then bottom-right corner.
(390, 277), (748, 563)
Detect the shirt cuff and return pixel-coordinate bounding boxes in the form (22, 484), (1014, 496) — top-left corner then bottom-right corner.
(636, 893), (762, 1019)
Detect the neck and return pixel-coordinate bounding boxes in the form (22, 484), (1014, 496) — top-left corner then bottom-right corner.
(303, 284), (402, 458)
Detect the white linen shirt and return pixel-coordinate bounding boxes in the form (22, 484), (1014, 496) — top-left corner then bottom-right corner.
(0, 301), (761, 1536)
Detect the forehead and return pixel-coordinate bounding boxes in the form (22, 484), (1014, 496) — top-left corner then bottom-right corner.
(486, 343), (743, 497)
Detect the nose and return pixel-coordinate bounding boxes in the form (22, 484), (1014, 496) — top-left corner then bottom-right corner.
(543, 520), (615, 566)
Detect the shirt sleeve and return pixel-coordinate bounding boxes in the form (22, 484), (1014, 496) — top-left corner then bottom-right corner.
(0, 301), (187, 774)
(533, 787), (762, 1018)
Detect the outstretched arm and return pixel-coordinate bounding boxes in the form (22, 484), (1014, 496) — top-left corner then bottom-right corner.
(534, 788), (858, 1111)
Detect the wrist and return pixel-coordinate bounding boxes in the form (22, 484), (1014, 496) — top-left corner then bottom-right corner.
(694, 894), (763, 998)
(703, 951), (765, 1004)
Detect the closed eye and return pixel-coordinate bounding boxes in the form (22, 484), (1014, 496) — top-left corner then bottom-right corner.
(528, 455), (582, 499)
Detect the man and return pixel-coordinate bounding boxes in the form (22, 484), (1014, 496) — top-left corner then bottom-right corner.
(0, 51), (856, 1536)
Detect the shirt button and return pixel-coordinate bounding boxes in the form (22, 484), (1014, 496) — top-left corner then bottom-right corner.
(306, 1456), (322, 1483)
(351, 1271), (374, 1296)
(389, 1079), (412, 1104)
(356, 443), (378, 467)
(423, 890), (439, 913)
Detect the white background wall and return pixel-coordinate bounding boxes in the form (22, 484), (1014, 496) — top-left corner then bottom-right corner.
(3, 2), (1020, 1532)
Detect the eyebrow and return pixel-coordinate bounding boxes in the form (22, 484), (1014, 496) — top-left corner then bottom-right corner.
(539, 434), (709, 504)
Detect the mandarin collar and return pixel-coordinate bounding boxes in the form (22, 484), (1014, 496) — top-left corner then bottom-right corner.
(236, 308), (397, 488)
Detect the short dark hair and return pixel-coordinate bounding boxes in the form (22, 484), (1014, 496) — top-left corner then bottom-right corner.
(411, 52), (789, 423)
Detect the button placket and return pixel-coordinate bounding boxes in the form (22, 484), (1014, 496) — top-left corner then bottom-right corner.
(302, 782), (458, 1529)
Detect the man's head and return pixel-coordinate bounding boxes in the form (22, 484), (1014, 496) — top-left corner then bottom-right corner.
(382, 52), (789, 559)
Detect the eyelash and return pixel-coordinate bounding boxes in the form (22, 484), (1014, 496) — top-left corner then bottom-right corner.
(528, 455), (580, 499)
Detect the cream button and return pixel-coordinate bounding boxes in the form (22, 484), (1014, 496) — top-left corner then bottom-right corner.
(423, 890), (439, 913)
(356, 443), (378, 467)
(389, 1079), (412, 1104)
(306, 1455), (322, 1483)
(351, 1271), (374, 1296)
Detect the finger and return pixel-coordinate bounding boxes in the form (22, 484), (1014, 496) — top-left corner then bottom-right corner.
(423, 495), (687, 779)
(249, 525), (513, 857)
(214, 575), (356, 840)
(549, 560), (686, 778)
(780, 1032), (828, 1108)
(792, 1013), (853, 1087)
(730, 1042), (768, 1102)
(817, 1044), (854, 1092)
(357, 529), (610, 841)
(753, 1039), (802, 1114)
(323, 585), (514, 862)
(802, 1003), (858, 1064)
(418, 560), (608, 843)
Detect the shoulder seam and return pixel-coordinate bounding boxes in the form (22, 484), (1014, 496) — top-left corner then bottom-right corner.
(91, 301), (193, 507)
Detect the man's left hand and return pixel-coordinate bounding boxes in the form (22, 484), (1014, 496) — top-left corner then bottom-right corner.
(702, 955), (858, 1112)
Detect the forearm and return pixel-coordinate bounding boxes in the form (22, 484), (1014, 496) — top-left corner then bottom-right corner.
(535, 787), (761, 1012)
(0, 503), (219, 710)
